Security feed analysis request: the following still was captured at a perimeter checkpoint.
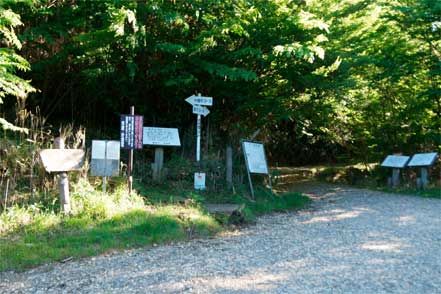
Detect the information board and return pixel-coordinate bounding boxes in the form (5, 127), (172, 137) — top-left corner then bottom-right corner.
(242, 141), (269, 174)
(120, 115), (143, 149)
(39, 149), (85, 172)
(90, 140), (120, 177)
(407, 152), (438, 167)
(381, 155), (410, 168)
(142, 127), (181, 146)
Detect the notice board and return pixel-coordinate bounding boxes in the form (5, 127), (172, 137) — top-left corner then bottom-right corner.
(90, 140), (120, 177)
(242, 141), (269, 174)
(120, 115), (144, 149)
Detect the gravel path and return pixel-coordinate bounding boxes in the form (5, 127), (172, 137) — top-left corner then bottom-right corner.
(1, 184), (441, 293)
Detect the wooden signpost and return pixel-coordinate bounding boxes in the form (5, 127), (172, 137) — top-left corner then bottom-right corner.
(91, 140), (120, 192)
(241, 140), (272, 198)
(39, 137), (85, 215)
(142, 127), (181, 182)
(186, 93), (213, 190)
(381, 155), (410, 188)
(120, 107), (143, 193)
(407, 152), (438, 189)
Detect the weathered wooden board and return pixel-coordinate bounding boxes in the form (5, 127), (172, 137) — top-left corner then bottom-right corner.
(39, 149), (85, 172)
(407, 152), (438, 167)
(381, 155), (410, 168)
(142, 127), (181, 146)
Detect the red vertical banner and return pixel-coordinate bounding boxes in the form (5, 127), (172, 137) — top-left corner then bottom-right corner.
(134, 115), (144, 149)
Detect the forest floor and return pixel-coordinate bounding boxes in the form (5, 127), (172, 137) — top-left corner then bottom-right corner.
(1, 181), (440, 293)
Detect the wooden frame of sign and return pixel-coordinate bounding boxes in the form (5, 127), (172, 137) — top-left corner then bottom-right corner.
(241, 139), (273, 199)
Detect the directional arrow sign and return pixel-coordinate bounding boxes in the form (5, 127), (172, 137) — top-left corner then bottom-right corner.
(185, 95), (213, 106)
(193, 105), (210, 116)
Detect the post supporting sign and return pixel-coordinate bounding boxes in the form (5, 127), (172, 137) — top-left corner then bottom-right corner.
(120, 106), (143, 193)
(407, 152), (438, 189)
(381, 155), (410, 188)
(186, 93), (213, 190)
(143, 127), (181, 182)
(241, 140), (272, 199)
(39, 137), (85, 215)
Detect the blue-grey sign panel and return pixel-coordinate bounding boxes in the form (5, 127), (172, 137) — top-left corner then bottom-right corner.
(407, 152), (438, 167)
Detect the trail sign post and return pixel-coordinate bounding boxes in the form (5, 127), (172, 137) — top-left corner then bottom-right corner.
(381, 155), (410, 188)
(143, 127), (181, 182)
(186, 93), (213, 190)
(91, 140), (120, 192)
(407, 152), (438, 189)
(241, 140), (272, 198)
(39, 137), (85, 215)
(120, 107), (143, 193)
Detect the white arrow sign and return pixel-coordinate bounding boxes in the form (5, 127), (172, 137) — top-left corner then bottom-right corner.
(193, 105), (210, 116)
(185, 95), (213, 106)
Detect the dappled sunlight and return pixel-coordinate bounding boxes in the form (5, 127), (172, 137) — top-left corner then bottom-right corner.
(361, 241), (409, 253)
(302, 208), (366, 224)
(395, 215), (416, 226)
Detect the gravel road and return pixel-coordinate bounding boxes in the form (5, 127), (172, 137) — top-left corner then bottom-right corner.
(1, 184), (441, 293)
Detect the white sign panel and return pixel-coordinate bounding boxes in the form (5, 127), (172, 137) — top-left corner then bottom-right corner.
(106, 141), (120, 160)
(407, 152), (438, 167)
(381, 155), (410, 168)
(243, 141), (269, 174)
(185, 95), (213, 106)
(194, 172), (206, 190)
(91, 140), (106, 159)
(193, 105), (210, 116)
(39, 149), (85, 172)
(142, 127), (181, 146)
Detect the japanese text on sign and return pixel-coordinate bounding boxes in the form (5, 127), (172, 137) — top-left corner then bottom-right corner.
(120, 115), (144, 149)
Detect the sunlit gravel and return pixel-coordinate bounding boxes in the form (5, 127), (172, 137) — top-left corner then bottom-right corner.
(1, 184), (441, 293)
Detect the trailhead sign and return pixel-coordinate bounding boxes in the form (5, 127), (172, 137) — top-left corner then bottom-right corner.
(120, 115), (143, 149)
(407, 152), (438, 167)
(381, 155), (410, 168)
(185, 95), (213, 106)
(143, 127), (181, 146)
(91, 140), (120, 177)
(242, 141), (269, 174)
(192, 105), (210, 117)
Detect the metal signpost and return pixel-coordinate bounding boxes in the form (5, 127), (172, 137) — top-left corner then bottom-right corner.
(407, 152), (438, 189)
(142, 127), (181, 182)
(39, 137), (85, 215)
(241, 140), (272, 199)
(185, 93), (212, 190)
(91, 140), (120, 192)
(120, 106), (143, 193)
(381, 155), (410, 188)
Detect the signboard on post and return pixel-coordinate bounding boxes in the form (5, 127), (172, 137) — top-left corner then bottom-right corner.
(407, 152), (438, 167)
(120, 115), (144, 149)
(186, 93), (213, 190)
(142, 127), (181, 146)
(90, 140), (120, 177)
(381, 155), (410, 168)
(241, 140), (272, 198)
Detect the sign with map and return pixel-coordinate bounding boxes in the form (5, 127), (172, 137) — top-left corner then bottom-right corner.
(242, 141), (269, 174)
(142, 127), (181, 146)
(381, 155), (410, 168)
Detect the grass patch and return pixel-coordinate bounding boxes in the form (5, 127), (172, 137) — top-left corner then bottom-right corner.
(0, 178), (310, 272)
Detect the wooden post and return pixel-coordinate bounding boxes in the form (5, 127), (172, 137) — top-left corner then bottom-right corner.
(391, 168), (400, 188)
(153, 147), (164, 182)
(226, 146), (233, 190)
(102, 177), (107, 193)
(128, 106), (134, 194)
(418, 167), (429, 189)
(54, 137), (70, 215)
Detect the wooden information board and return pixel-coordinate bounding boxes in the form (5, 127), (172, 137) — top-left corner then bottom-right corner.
(39, 149), (85, 172)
